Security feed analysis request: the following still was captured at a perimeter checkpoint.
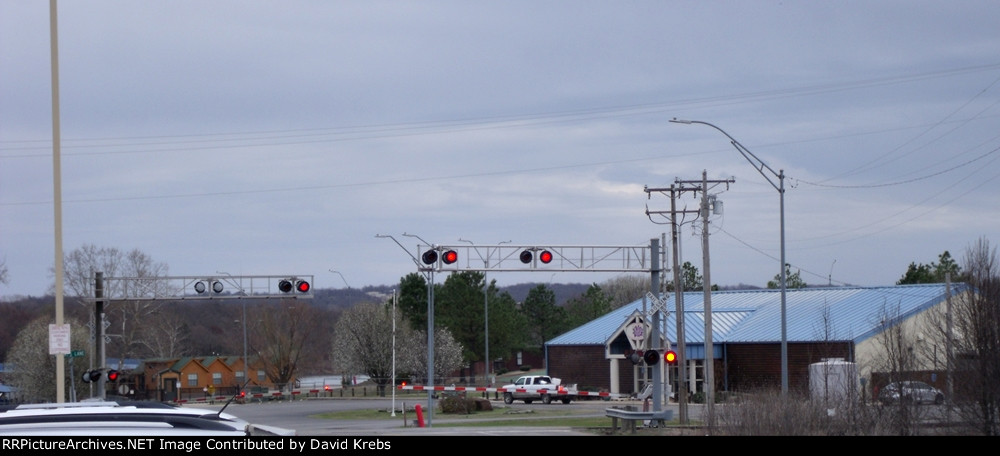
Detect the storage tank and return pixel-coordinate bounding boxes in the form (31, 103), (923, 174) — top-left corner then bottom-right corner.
(809, 358), (860, 404)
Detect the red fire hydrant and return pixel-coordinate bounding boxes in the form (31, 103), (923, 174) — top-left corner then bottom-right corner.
(415, 403), (425, 428)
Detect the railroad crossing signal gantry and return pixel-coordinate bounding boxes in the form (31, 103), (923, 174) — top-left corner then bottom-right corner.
(81, 275), (315, 301)
(413, 244), (652, 273)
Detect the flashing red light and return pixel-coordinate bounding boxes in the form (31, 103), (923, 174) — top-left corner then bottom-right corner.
(664, 350), (677, 364)
(538, 250), (553, 264)
(296, 280), (310, 293)
(442, 250), (458, 265)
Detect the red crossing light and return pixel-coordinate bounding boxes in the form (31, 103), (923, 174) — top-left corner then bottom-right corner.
(442, 250), (458, 265)
(279, 279), (310, 293)
(664, 350), (677, 364)
(538, 250), (553, 264)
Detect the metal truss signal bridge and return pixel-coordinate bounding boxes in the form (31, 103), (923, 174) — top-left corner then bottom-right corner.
(82, 274), (315, 302)
(413, 244), (653, 274)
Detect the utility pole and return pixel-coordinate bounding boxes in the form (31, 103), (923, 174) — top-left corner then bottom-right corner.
(645, 172), (732, 425)
(645, 184), (695, 423)
(669, 186), (688, 424)
(679, 171), (732, 430)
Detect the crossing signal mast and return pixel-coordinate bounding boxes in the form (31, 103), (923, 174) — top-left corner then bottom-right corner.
(412, 244), (651, 274)
(87, 275), (315, 301)
(379, 234), (662, 428)
(81, 273), (314, 400)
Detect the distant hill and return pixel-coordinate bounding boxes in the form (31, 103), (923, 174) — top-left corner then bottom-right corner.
(310, 282), (593, 310)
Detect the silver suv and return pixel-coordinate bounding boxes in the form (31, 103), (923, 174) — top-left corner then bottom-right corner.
(879, 381), (944, 405)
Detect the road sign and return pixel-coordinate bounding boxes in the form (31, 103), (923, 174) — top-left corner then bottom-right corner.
(66, 350), (85, 358)
(48, 324), (71, 355)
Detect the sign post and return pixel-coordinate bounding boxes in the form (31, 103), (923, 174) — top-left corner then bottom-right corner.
(64, 349), (84, 402)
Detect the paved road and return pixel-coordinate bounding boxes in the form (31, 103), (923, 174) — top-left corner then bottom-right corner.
(191, 396), (688, 436)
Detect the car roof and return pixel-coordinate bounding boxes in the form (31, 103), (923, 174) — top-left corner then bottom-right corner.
(0, 401), (294, 436)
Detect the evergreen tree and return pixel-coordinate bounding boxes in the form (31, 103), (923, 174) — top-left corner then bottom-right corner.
(768, 263), (807, 289)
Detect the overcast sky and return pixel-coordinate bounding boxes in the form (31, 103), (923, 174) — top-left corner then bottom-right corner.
(2, 1), (999, 299)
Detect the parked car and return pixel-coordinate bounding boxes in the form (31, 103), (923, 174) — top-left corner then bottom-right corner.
(0, 399), (296, 436)
(879, 381), (944, 405)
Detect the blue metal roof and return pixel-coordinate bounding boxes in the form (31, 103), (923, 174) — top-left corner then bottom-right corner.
(548, 283), (966, 357)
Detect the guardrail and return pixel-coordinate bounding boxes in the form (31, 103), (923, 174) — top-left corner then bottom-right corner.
(605, 406), (674, 434)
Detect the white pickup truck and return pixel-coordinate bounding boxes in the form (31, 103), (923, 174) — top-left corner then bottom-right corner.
(500, 375), (577, 404)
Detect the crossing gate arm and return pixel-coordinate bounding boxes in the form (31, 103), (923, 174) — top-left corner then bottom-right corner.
(396, 384), (627, 399)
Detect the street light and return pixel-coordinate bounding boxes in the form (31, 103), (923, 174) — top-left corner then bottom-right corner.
(458, 238), (511, 386)
(670, 118), (789, 395)
(328, 270), (350, 288)
(402, 232), (436, 427)
(391, 288), (397, 417)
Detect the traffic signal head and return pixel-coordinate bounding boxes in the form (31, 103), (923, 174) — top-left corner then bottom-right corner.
(82, 369), (119, 383)
(441, 250), (458, 265)
(664, 350), (677, 364)
(194, 280), (223, 294)
(520, 249), (553, 265)
(538, 250), (553, 264)
(519, 250), (533, 264)
(643, 350), (660, 365)
(82, 370), (101, 383)
(421, 250), (438, 265)
(280, 278), (310, 293)
(627, 350), (641, 365)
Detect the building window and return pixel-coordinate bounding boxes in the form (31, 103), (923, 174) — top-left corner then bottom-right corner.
(257, 370), (266, 382)
(213, 372), (222, 385)
(235, 371), (245, 384)
(187, 373), (198, 387)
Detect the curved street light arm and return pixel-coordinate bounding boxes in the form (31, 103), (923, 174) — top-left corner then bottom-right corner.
(670, 118), (783, 193)
(375, 234), (420, 267)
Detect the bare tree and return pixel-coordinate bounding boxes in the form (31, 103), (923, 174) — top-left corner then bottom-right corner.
(57, 245), (171, 364)
(867, 300), (932, 435)
(248, 300), (325, 391)
(138, 311), (191, 358)
(599, 274), (649, 309)
(947, 237), (1000, 435)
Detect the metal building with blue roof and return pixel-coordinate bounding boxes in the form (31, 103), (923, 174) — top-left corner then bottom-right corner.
(545, 283), (966, 397)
